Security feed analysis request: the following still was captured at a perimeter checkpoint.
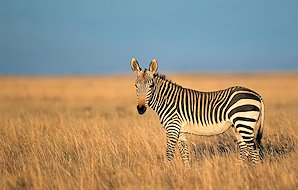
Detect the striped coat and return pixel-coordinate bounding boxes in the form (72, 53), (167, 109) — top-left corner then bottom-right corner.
(131, 58), (265, 164)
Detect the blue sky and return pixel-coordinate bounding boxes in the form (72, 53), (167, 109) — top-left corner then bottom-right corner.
(1, 0), (297, 75)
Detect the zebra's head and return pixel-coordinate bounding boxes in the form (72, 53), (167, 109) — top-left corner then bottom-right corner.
(130, 58), (158, 115)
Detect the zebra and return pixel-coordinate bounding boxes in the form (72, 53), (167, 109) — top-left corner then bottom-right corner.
(130, 58), (265, 164)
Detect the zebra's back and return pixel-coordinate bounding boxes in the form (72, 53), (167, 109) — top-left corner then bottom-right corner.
(178, 86), (263, 136)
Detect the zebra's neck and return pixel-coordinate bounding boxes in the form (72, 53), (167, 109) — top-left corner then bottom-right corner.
(148, 75), (180, 115)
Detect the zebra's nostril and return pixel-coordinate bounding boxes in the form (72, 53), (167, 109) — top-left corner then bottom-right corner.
(137, 105), (146, 114)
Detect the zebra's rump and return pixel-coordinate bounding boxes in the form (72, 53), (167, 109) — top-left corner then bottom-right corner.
(225, 86), (262, 122)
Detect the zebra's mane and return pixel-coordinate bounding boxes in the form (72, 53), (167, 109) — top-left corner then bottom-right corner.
(153, 73), (167, 80)
(153, 73), (181, 87)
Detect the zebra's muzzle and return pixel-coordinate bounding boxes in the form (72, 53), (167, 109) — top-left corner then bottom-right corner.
(137, 105), (146, 115)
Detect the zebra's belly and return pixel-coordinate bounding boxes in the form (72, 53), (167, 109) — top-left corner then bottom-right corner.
(180, 121), (232, 136)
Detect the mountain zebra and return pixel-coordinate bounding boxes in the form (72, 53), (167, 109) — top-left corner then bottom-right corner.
(130, 58), (265, 164)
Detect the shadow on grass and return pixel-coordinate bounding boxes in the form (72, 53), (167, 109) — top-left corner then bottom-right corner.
(190, 134), (296, 160)
(262, 134), (296, 159)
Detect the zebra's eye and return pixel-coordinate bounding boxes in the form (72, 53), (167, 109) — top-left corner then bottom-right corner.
(149, 84), (154, 88)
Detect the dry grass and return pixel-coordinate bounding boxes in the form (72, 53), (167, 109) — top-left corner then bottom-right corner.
(0, 73), (297, 190)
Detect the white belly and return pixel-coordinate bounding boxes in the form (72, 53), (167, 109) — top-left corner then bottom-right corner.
(180, 121), (232, 136)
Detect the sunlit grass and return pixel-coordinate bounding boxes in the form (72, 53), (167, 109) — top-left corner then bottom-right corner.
(0, 73), (297, 189)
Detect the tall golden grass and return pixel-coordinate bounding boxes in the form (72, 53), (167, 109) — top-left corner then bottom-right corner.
(0, 73), (297, 190)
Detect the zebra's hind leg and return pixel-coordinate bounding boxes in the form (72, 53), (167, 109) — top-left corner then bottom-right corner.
(233, 128), (249, 162)
(178, 133), (190, 166)
(257, 142), (265, 161)
(238, 141), (249, 162)
(246, 140), (260, 163)
(232, 119), (262, 163)
(234, 128), (260, 163)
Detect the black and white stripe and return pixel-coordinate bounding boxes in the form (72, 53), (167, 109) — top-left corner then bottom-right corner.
(131, 58), (265, 164)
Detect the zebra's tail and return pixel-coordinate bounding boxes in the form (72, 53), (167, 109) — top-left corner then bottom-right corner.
(256, 98), (265, 160)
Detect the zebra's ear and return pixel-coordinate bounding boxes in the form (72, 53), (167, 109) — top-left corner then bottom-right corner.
(149, 59), (158, 75)
(130, 58), (141, 74)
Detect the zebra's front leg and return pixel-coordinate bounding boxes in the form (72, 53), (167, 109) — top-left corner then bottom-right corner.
(178, 133), (190, 166)
(165, 126), (180, 162)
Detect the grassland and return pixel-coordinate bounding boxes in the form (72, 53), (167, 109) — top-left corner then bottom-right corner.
(0, 73), (297, 190)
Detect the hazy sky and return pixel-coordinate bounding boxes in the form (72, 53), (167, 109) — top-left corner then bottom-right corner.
(1, 0), (297, 75)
